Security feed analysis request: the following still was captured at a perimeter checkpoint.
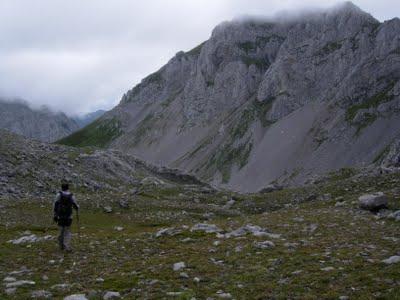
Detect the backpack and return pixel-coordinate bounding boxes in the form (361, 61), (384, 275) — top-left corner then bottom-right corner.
(56, 192), (73, 219)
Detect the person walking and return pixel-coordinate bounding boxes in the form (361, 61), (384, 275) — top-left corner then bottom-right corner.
(53, 183), (79, 252)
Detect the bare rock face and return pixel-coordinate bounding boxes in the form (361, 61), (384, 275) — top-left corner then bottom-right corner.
(358, 192), (388, 212)
(0, 99), (79, 142)
(59, 2), (400, 192)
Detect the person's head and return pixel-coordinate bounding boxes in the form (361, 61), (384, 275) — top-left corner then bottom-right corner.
(61, 183), (69, 191)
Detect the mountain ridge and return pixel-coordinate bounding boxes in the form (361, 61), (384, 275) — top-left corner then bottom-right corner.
(59, 2), (400, 192)
(0, 99), (80, 143)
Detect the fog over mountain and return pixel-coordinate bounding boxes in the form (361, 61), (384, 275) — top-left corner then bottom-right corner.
(0, 0), (399, 115)
(0, 98), (80, 142)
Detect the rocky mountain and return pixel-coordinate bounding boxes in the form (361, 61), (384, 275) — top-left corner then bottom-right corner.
(0, 99), (79, 142)
(0, 129), (209, 200)
(59, 2), (400, 192)
(73, 110), (106, 128)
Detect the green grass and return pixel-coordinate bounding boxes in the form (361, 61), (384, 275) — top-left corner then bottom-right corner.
(1, 171), (400, 299)
(346, 82), (396, 123)
(57, 118), (122, 148)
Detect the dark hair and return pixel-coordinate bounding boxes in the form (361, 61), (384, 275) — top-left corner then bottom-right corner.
(61, 183), (69, 191)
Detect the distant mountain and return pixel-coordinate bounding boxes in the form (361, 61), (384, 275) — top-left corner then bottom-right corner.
(0, 99), (79, 142)
(59, 2), (400, 192)
(73, 110), (106, 128)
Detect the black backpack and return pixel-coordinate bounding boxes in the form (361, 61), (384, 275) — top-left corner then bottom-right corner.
(56, 192), (73, 219)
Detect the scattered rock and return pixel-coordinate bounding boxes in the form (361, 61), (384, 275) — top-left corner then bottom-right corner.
(335, 201), (346, 207)
(222, 199), (235, 209)
(388, 210), (400, 221)
(64, 294), (88, 300)
(191, 223), (221, 233)
(382, 255), (400, 264)
(5, 288), (16, 295)
(114, 226), (124, 231)
(224, 224), (281, 239)
(103, 291), (121, 299)
(359, 192), (388, 212)
(51, 283), (71, 292)
(254, 240), (275, 249)
(3, 276), (16, 282)
(173, 262), (186, 271)
(216, 290), (233, 299)
(5, 280), (35, 288)
(155, 227), (182, 238)
(103, 206), (113, 213)
(31, 290), (53, 299)
(8, 234), (53, 245)
(118, 199), (129, 209)
(321, 267), (335, 272)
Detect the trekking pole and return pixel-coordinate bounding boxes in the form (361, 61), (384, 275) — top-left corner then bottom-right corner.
(76, 210), (81, 244)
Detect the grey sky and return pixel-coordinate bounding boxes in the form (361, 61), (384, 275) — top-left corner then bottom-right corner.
(0, 0), (398, 116)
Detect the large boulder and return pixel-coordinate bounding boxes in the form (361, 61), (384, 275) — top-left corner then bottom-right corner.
(358, 192), (388, 212)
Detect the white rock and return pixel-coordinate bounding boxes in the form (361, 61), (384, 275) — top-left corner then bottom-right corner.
(224, 224), (281, 239)
(180, 272), (189, 279)
(103, 291), (121, 299)
(64, 294), (88, 300)
(321, 267), (335, 272)
(173, 262), (186, 271)
(114, 226), (124, 231)
(382, 255), (400, 264)
(31, 290), (52, 299)
(96, 277), (105, 283)
(254, 240), (275, 249)
(7, 234), (54, 245)
(51, 283), (71, 291)
(5, 288), (16, 295)
(155, 227), (181, 237)
(3, 276), (16, 282)
(5, 280), (35, 288)
(216, 291), (232, 299)
(191, 223), (221, 233)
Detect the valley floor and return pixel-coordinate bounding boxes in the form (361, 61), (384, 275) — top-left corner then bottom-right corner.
(1, 173), (400, 299)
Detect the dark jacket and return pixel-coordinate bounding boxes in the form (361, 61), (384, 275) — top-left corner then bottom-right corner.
(53, 191), (79, 226)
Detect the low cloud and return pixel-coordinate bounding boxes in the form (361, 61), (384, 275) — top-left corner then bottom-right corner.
(0, 0), (398, 115)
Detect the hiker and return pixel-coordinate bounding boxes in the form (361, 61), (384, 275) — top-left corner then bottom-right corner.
(53, 183), (79, 252)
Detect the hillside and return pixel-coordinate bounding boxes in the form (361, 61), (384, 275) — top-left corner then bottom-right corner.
(0, 99), (79, 142)
(58, 2), (400, 192)
(2, 129), (400, 299)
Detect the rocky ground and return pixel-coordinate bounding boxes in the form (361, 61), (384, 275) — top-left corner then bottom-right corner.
(1, 130), (400, 299)
(1, 169), (400, 298)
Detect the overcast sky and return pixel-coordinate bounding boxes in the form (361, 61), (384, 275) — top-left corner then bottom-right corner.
(0, 0), (398, 116)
